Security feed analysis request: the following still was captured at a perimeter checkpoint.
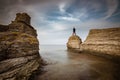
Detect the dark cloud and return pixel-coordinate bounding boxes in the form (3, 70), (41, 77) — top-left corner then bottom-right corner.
(0, 0), (119, 24)
(0, 0), (68, 24)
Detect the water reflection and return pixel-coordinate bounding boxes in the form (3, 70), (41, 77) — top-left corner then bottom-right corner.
(35, 45), (120, 80)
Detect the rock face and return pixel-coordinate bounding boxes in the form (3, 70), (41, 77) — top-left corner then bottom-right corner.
(0, 13), (42, 80)
(81, 27), (120, 56)
(67, 35), (82, 50)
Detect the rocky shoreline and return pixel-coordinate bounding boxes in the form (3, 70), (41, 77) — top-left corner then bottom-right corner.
(67, 27), (120, 62)
(81, 27), (120, 56)
(0, 13), (43, 80)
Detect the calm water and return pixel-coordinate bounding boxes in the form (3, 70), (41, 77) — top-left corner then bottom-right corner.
(34, 45), (120, 80)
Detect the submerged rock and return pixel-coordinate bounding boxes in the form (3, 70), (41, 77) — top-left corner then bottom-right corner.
(0, 13), (42, 80)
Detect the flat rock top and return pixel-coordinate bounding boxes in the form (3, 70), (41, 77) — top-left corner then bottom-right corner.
(84, 27), (120, 44)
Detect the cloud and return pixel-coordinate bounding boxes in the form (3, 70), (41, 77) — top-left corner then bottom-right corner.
(57, 16), (80, 21)
(104, 0), (119, 19)
(59, 3), (66, 13)
(51, 23), (67, 31)
(79, 20), (120, 29)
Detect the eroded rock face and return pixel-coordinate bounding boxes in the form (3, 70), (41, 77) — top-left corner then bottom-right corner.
(67, 35), (82, 50)
(81, 27), (120, 56)
(0, 13), (42, 80)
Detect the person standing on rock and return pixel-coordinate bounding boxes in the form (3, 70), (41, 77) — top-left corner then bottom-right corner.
(73, 27), (76, 35)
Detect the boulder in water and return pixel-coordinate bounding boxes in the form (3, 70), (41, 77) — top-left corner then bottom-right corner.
(67, 35), (82, 50)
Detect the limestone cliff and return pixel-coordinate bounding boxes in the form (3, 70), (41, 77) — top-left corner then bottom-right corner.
(0, 13), (42, 80)
(67, 35), (82, 50)
(81, 27), (120, 56)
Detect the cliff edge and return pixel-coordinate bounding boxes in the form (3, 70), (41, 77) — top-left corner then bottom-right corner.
(81, 27), (120, 56)
(0, 13), (42, 80)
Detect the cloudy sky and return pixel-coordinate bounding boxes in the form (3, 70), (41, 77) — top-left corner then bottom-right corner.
(0, 0), (120, 45)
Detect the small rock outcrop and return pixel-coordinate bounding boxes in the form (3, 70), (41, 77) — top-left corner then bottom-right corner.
(0, 13), (42, 80)
(67, 28), (82, 50)
(81, 27), (120, 56)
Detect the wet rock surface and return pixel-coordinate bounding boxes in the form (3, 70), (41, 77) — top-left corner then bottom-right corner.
(0, 13), (42, 80)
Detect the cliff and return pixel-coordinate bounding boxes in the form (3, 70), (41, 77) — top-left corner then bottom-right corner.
(81, 27), (120, 56)
(67, 35), (82, 50)
(0, 13), (42, 80)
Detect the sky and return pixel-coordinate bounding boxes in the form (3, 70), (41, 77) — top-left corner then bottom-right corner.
(0, 0), (120, 45)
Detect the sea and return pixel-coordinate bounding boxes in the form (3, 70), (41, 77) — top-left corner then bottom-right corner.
(33, 45), (120, 80)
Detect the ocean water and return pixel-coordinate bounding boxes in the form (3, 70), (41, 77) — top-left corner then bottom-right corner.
(34, 45), (120, 80)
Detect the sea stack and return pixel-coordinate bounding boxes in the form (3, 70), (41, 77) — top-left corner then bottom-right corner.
(67, 27), (82, 50)
(0, 13), (42, 80)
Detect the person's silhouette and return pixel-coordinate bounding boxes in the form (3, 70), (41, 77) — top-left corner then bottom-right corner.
(73, 27), (76, 35)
